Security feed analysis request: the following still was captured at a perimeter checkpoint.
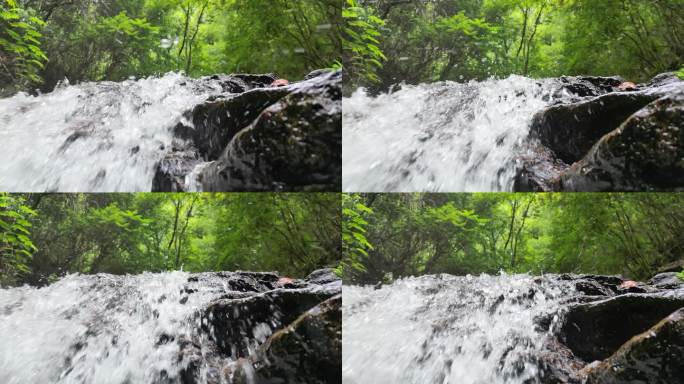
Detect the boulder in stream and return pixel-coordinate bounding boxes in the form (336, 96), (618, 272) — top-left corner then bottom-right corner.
(179, 268), (342, 384)
(531, 92), (659, 164)
(559, 93), (684, 191)
(534, 273), (684, 383)
(153, 70), (341, 192)
(649, 272), (684, 290)
(194, 70), (342, 191)
(582, 308), (684, 384)
(554, 76), (625, 99)
(233, 294), (342, 384)
(516, 72), (684, 192)
(560, 291), (684, 362)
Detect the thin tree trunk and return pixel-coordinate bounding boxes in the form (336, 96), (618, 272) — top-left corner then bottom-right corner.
(178, 3), (193, 63)
(185, 1), (209, 74)
(174, 196), (198, 269)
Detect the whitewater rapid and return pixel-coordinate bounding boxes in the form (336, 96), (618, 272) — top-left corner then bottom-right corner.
(342, 273), (576, 384)
(0, 272), (257, 384)
(343, 76), (565, 192)
(0, 73), (225, 192)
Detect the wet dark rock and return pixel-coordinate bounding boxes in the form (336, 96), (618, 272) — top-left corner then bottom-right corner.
(513, 145), (568, 192)
(305, 268), (339, 285)
(153, 70), (341, 192)
(178, 270), (341, 384)
(229, 74), (280, 89)
(536, 338), (584, 384)
(199, 73), (278, 94)
(187, 87), (291, 160)
(649, 272), (684, 290)
(528, 271), (684, 383)
(178, 336), (203, 384)
(202, 289), (334, 358)
(554, 76), (625, 100)
(305, 69), (334, 80)
(195, 70), (342, 191)
(582, 308), (684, 384)
(644, 72), (684, 89)
(558, 93), (684, 191)
(152, 146), (202, 192)
(236, 294), (342, 384)
(559, 292), (684, 362)
(616, 282), (657, 294)
(531, 92), (659, 164)
(574, 279), (615, 297)
(558, 274), (625, 292)
(184, 271), (282, 295)
(516, 72), (684, 192)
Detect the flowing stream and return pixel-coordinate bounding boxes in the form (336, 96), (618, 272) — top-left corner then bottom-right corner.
(342, 273), (576, 384)
(0, 73), (225, 192)
(343, 76), (566, 192)
(0, 271), (326, 384)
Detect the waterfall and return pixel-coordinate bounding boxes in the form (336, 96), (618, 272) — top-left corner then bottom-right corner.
(342, 273), (576, 384)
(342, 76), (565, 192)
(0, 271), (340, 384)
(0, 73), (225, 192)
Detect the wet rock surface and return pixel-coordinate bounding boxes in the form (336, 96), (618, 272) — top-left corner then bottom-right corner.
(177, 268), (341, 384)
(560, 293), (684, 362)
(537, 272), (684, 384)
(582, 308), (684, 384)
(531, 92), (659, 164)
(234, 294), (342, 384)
(153, 70), (341, 192)
(555, 76), (625, 100)
(513, 144), (569, 192)
(516, 72), (684, 192)
(559, 93), (684, 191)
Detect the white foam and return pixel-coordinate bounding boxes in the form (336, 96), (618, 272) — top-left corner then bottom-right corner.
(343, 76), (561, 192)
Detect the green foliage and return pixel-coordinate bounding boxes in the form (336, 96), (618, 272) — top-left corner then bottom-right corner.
(0, 193), (37, 286)
(213, 0), (342, 80)
(1, 193), (340, 287)
(346, 193), (684, 285)
(346, 0), (684, 90)
(562, 0), (683, 81)
(4, 0), (341, 93)
(210, 193), (341, 277)
(93, 12), (160, 80)
(0, 0), (47, 95)
(678, 65), (684, 80)
(678, 270), (684, 281)
(341, 193), (372, 280)
(342, 0), (386, 90)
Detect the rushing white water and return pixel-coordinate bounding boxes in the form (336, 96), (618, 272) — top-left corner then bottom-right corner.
(0, 73), (225, 192)
(0, 272), (212, 383)
(343, 76), (564, 192)
(0, 271), (341, 384)
(342, 273), (576, 384)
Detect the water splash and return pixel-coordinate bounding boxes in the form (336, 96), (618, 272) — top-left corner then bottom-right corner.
(0, 73), (225, 192)
(342, 76), (564, 192)
(342, 273), (576, 384)
(0, 271), (343, 384)
(0, 272), (205, 383)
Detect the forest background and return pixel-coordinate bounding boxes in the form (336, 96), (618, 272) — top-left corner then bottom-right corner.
(1, 0), (342, 96)
(343, 193), (684, 285)
(1, 193), (341, 287)
(344, 0), (684, 92)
